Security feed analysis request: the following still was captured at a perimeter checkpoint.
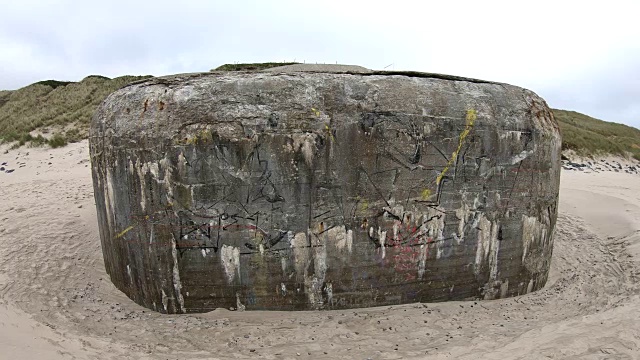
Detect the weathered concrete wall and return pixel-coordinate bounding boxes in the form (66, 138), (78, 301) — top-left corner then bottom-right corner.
(89, 70), (561, 313)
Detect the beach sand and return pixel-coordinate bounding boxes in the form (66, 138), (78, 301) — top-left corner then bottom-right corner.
(1, 140), (639, 359)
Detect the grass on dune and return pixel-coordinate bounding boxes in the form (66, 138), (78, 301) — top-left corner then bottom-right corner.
(552, 109), (640, 161)
(0, 75), (150, 147)
(1, 64), (639, 159)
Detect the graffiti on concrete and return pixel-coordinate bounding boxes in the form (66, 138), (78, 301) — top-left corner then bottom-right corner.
(91, 70), (561, 313)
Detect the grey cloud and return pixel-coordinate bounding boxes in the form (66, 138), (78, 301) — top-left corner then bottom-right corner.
(0, 1), (638, 128)
(537, 49), (640, 128)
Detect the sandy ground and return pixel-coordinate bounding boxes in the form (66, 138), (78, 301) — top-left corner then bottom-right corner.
(1, 141), (639, 359)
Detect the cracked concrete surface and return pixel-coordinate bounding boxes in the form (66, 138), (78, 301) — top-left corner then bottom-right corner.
(90, 70), (561, 313)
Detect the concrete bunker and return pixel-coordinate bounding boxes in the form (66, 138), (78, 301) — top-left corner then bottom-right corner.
(90, 67), (561, 313)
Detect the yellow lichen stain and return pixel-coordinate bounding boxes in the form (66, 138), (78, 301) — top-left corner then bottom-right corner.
(359, 198), (369, 213)
(325, 125), (335, 141)
(177, 129), (213, 145)
(436, 109), (477, 185)
(251, 230), (265, 252)
(184, 136), (198, 145)
(115, 225), (135, 239)
(113, 214), (152, 240)
(421, 188), (432, 200)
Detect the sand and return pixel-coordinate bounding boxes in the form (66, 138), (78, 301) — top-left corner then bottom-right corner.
(1, 140), (639, 359)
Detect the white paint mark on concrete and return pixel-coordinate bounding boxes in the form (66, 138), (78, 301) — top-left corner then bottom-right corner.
(455, 203), (470, 243)
(324, 282), (333, 305)
(500, 279), (509, 298)
(159, 156), (174, 203)
(177, 152), (188, 176)
(291, 232), (309, 279)
(510, 150), (534, 165)
(161, 290), (168, 312)
(143, 162), (159, 178)
(135, 160), (147, 211)
(418, 244), (427, 279)
(105, 168), (116, 229)
(221, 245), (241, 284)
(290, 133), (317, 167)
(236, 293), (246, 311)
(303, 228), (330, 309)
(171, 235), (186, 313)
(306, 276), (323, 308)
(378, 228), (387, 259)
(475, 215), (494, 275)
(313, 233), (327, 279)
(488, 221), (501, 282)
(301, 139), (315, 167)
(499, 130), (522, 141)
(522, 215), (544, 262)
(331, 226), (353, 253)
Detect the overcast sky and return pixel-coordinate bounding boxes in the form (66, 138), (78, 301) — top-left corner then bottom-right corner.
(1, 0), (638, 128)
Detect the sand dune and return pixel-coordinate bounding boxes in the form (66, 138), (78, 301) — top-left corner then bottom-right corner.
(1, 140), (639, 359)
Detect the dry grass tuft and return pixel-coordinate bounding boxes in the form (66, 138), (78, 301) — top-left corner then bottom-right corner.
(0, 75), (150, 147)
(553, 109), (640, 161)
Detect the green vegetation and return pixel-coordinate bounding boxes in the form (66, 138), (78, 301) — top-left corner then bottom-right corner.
(47, 133), (68, 148)
(2, 69), (639, 158)
(553, 109), (640, 161)
(0, 75), (151, 147)
(0, 90), (10, 108)
(33, 80), (73, 89)
(213, 62), (299, 71)
(84, 75), (111, 81)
